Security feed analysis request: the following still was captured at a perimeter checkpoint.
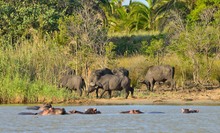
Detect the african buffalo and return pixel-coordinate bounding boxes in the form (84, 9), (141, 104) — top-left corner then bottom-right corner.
(87, 68), (113, 98)
(112, 67), (129, 77)
(89, 68), (113, 83)
(58, 75), (86, 96)
(88, 70), (133, 99)
(140, 65), (175, 91)
(63, 67), (75, 75)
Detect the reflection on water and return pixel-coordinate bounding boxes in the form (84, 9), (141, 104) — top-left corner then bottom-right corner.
(0, 105), (220, 133)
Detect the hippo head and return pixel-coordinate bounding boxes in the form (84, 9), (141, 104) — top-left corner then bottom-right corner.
(129, 110), (143, 114)
(181, 108), (190, 113)
(84, 108), (101, 114)
(181, 108), (199, 113)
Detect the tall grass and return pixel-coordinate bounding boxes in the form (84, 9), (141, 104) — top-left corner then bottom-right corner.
(0, 76), (72, 103)
(116, 54), (220, 91)
(0, 32), (75, 103)
(0, 31), (219, 103)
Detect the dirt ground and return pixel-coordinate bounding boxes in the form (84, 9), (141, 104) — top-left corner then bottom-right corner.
(66, 88), (220, 106)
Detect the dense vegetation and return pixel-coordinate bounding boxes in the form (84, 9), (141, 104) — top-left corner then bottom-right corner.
(0, 0), (219, 103)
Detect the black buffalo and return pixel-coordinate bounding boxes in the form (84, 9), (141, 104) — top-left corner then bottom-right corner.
(112, 67), (129, 77)
(140, 65), (175, 91)
(58, 75), (86, 96)
(88, 68), (113, 98)
(88, 69), (133, 99)
(89, 68), (113, 83)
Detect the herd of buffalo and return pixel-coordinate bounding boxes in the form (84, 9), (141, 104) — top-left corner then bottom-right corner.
(18, 103), (199, 115)
(18, 65), (199, 116)
(58, 65), (175, 98)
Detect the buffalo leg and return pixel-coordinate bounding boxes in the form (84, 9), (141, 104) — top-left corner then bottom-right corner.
(150, 82), (153, 91)
(146, 82), (151, 91)
(78, 89), (82, 97)
(171, 80), (176, 91)
(125, 89), (129, 99)
(87, 86), (97, 97)
(129, 87), (134, 98)
(100, 90), (107, 98)
(108, 90), (112, 98)
(95, 89), (99, 98)
(151, 80), (156, 92)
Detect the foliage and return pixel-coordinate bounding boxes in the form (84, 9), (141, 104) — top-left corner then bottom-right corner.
(187, 0), (220, 23)
(0, 0), (220, 103)
(108, 31), (167, 57)
(0, 76), (70, 104)
(106, 0), (131, 33)
(106, 0), (190, 32)
(128, 2), (150, 31)
(66, 0), (109, 78)
(168, 9), (220, 84)
(0, 30), (74, 103)
(0, 0), (79, 45)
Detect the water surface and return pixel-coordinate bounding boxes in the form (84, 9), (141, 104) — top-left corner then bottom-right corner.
(0, 105), (219, 133)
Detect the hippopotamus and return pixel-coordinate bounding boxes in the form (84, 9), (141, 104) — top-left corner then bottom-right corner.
(69, 108), (101, 114)
(120, 110), (144, 114)
(19, 107), (68, 115)
(26, 103), (52, 111)
(20, 105), (101, 115)
(42, 107), (67, 115)
(181, 108), (199, 113)
(84, 108), (101, 114)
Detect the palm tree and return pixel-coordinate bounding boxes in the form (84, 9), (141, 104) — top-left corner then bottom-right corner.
(106, 0), (131, 33)
(128, 0), (176, 31)
(128, 1), (150, 31)
(83, 0), (110, 27)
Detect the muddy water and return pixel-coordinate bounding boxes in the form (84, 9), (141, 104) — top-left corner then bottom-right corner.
(0, 105), (219, 133)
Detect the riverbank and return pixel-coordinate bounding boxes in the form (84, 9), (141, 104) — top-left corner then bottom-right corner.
(1, 88), (220, 106)
(63, 88), (220, 106)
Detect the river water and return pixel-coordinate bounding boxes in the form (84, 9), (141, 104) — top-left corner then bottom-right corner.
(0, 105), (219, 133)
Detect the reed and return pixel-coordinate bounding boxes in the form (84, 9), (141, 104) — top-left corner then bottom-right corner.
(0, 32), (74, 103)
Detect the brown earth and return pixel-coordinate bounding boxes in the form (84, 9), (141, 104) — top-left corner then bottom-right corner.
(64, 88), (220, 106)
